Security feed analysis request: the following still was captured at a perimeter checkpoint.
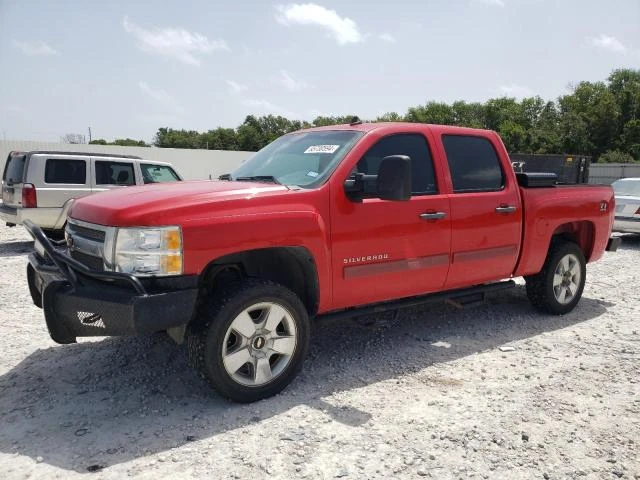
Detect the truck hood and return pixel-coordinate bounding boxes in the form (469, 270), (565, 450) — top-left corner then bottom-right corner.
(69, 180), (298, 226)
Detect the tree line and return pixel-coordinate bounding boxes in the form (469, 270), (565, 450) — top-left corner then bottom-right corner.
(128, 69), (640, 163)
(89, 138), (149, 147)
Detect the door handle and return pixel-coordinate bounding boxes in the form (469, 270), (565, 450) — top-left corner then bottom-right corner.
(420, 212), (447, 221)
(495, 205), (517, 214)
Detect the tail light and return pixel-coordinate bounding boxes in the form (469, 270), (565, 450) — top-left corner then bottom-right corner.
(22, 183), (37, 208)
(635, 207), (640, 216)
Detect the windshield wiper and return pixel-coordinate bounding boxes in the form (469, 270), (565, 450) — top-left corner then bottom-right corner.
(235, 175), (280, 185)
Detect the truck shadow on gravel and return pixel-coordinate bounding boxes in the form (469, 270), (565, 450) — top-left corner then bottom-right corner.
(618, 233), (640, 250)
(0, 241), (33, 257)
(0, 285), (612, 473)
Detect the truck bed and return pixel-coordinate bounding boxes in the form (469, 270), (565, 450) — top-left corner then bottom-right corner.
(514, 184), (615, 276)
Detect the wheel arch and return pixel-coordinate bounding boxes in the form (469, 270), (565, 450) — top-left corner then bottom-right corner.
(549, 220), (595, 260)
(198, 246), (320, 317)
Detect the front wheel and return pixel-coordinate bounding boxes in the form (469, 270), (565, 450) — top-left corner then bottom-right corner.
(188, 279), (310, 403)
(525, 240), (586, 315)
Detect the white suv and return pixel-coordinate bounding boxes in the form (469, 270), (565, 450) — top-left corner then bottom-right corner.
(1, 150), (182, 237)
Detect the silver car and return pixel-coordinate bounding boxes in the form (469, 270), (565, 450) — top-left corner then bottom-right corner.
(612, 177), (640, 234)
(1, 150), (182, 237)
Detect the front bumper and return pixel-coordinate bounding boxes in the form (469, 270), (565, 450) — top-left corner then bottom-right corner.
(613, 216), (640, 234)
(24, 220), (199, 344)
(0, 204), (19, 225)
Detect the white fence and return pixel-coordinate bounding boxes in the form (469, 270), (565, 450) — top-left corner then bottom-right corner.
(589, 163), (640, 184)
(0, 140), (253, 181)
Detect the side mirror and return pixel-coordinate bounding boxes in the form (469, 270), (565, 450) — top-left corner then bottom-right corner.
(344, 155), (412, 202)
(376, 155), (412, 201)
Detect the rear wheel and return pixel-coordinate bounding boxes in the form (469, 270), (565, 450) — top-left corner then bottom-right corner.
(188, 279), (310, 403)
(525, 240), (586, 315)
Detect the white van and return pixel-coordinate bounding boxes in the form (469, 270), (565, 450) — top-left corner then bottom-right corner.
(1, 150), (182, 236)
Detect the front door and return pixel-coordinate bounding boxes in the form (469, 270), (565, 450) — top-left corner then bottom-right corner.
(330, 132), (452, 310)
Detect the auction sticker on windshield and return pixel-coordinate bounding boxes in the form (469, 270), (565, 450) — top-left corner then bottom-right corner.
(304, 145), (340, 154)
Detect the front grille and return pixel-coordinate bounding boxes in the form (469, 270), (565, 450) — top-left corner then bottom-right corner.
(65, 220), (112, 272)
(70, 250), (104, 271)
(67, 223), (106, 241)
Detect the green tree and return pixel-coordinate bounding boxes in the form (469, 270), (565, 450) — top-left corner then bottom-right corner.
(376, 112), (405, 122)
(620, 119), (640, 159)
(200, 128), (239, 150)
(608, 69), (640, 139)
(598, 150), (637, 163)
(154, 128), (202, 148)
(89, 139), (108, 145)
(451, 101), (486, 128)
(312, 115), (359, 127)
(499, 120), (527, 153)
(112, 138), (148, 147)
(484, 98), (522, 131)
(558, 81), (620, 156)
(406, 102), (454, 125)
(145, 69), (638, 158)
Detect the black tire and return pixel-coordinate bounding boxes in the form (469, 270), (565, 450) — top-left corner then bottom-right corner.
(187, 279), (310, 403)
(525, 240), (586, 315)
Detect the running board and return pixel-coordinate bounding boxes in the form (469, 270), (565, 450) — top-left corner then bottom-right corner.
(317, 280), (516, 322)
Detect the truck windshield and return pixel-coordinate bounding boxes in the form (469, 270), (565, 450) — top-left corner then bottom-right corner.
(612, 179), (640, 197)
(230, 130), (363, 187)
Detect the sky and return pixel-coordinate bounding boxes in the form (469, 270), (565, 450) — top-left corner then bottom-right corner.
(0, 0), (638, 143)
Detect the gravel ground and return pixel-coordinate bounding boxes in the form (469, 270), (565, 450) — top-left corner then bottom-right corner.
(0, 224), (638, 480)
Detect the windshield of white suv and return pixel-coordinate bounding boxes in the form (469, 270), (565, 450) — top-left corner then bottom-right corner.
(612, 178), (640, 197)
(140, 163), (181, 184)
(229, 130), (364, 187)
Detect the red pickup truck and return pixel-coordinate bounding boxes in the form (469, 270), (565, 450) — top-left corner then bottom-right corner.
(25, 121), (620, 402)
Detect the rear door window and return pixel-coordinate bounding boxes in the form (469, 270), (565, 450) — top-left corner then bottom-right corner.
(44, 159), (87, 184)
(95, 161), (135, 185)
(140, 164), (180, 184)
(3, 154), (27, 184)
(442, 135), (504, 192)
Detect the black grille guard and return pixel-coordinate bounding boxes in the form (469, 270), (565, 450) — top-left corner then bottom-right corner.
(23, 219), (147, 296)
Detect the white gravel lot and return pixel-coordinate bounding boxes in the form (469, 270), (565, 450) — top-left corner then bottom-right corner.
(0, 224), (638, 480)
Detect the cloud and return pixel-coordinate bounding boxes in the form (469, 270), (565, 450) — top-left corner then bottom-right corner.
(379, 33), (397, 44)
(242, 99), (297, 118)
(274, 70), (313, 91)
(5, 105), (26, 114)
(226, 80), (249, 94)
(138, 81), (183, 114)
(276, 3), (363, 45)
(13, 40), (59, 56)
(474, 0), (506, 6)
(496, 84), (535, 98)
(123, 16), (228, 66)
(139, 81), (174, 104)
(589, 34), (627, 53)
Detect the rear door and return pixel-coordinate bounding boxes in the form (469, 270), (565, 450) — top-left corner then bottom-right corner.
(92, 158), (137, 192)
(439, 134), (522, 289)
(2, 152), (27, 207)
(38, 155), (90, 207)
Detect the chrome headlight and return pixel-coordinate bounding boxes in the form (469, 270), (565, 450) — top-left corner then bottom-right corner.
(112, 226), (183, 276)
